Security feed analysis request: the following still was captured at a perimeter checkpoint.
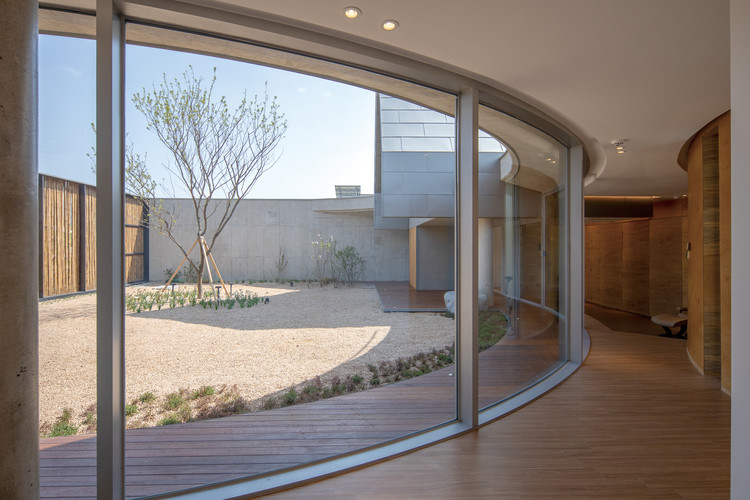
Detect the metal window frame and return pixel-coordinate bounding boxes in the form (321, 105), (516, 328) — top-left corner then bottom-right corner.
(96, 1), (126, 497)
(88, 1), (587, 497)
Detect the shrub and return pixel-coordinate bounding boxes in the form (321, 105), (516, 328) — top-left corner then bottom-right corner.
(125, 404), (138, 416)
(275, 246), (289, 282)
(335, 245), (366, 285)
(311, 234), (337, 286)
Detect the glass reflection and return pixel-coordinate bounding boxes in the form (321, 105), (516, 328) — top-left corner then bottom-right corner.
(121, 25), (457, 497)
(478, 103), (567, 409)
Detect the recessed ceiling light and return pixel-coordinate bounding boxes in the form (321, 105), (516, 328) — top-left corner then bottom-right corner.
(382, 19), (399, 31)
(343, 7), (361, 19)
(617, 150), (625, 154)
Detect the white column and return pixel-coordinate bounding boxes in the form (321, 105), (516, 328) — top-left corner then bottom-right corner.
(478, 218), (494, 308)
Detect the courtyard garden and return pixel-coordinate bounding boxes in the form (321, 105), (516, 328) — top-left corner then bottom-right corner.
(39, 282), (513, 436)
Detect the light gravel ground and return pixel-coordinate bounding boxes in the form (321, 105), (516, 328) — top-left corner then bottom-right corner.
(39, 283), (455, 429)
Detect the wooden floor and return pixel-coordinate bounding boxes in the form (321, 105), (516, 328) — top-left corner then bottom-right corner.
(585, 302), (665, 336)
(38, 299), (560, 499)
(265, 315), (731, 499)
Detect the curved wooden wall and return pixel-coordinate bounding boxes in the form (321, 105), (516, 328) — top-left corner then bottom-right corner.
(686, 111), (731, 393)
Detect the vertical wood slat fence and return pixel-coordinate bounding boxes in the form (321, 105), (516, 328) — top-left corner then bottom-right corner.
(39, 174), (149, 298)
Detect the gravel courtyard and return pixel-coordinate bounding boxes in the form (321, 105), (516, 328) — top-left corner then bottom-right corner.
(39, 283), (455, 431)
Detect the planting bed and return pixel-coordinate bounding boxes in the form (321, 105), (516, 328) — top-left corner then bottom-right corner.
(38, 283), (456, 433)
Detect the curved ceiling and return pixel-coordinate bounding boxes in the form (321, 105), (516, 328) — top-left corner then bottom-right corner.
(208, 0), (730, 197)
(41, 0), (730, 197)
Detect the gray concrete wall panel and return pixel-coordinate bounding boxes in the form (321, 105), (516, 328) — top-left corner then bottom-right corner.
(416, 226), (454, 290)
(149, 196), (407, 283)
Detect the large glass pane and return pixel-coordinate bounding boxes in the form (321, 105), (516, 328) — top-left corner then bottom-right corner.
(477, 103), (568, 409)
(121, 25), (456, 497)
(37, 32), (98, 498)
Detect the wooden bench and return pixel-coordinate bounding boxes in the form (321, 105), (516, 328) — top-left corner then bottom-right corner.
(651, 308), (688, 338)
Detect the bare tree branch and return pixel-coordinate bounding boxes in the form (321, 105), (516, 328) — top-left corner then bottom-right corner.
(130, 66), (287, 295)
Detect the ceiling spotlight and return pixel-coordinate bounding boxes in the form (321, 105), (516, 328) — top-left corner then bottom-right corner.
(382, 19), (399, 31)
(611, 139), (627, 153)
(343, 7), (361, 19)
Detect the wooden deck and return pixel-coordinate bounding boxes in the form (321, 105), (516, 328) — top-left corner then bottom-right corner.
(39, 297), (561, 499)
(374, 281), (448, 312)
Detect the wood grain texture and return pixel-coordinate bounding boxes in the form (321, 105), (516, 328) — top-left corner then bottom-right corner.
(263, 320), (730, 500)
(621, 220), (650, 315)
(687, 136), (705, 371)
(702, 132), (721, 377)
(718, 114), (731, 392)
(649, 217), (685, 316)
(598, 223), (623, 310)
(584, 224), (601, 303)
(39, 175), (146, 297)
(544, 191), (561, 311)
(520, 221), (542, 303)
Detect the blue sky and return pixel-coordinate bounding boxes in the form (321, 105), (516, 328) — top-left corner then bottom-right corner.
(38, 34), (376, 199)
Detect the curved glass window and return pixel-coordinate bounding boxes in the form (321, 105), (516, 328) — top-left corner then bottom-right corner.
(37, 5), (582, 499)
(477, 104), (568, 409)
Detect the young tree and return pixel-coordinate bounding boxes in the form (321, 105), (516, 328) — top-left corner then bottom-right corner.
(132, 66), (286, 295)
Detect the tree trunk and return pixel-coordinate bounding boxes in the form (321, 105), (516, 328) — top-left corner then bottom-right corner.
(196, 257), (206, 296)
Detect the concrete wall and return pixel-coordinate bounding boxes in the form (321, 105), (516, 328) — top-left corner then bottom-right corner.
(412, 225), (454, 290)
(0, 3), (39, 498)
(149, 195), (408, 282)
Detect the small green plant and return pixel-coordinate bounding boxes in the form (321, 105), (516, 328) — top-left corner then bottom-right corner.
(138, 391), (156, 403)
(177, 404), (192, 422)
(191, 386), (216, 399)
(157, 415), (180, 426)
(351, 374), (363, 384)
(370, 377), (380, 386)
(303, 385), (320, 396)
(48, 408), (78, 437)
(164, 392), (184, 410)
(82, 405), (97, 427)
(283, 388), (298, 406)
(125, 404), (138, 416)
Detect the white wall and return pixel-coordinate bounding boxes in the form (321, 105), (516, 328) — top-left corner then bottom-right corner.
(731, 0), (750, 497)
(148, 195), (408, 283)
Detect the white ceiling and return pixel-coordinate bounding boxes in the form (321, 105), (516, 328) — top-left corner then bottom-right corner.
(217, 0), (730, 197)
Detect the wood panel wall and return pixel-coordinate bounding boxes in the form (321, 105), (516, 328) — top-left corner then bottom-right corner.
(41, 177), (80, 296)
(686, 111), (731, 391)
(544, 191), (560, 312)
(622, 220), (650, 314)
(585, 200), (687, 317)
(39, 175), (147, 297)
(520, 222), (542, 303)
